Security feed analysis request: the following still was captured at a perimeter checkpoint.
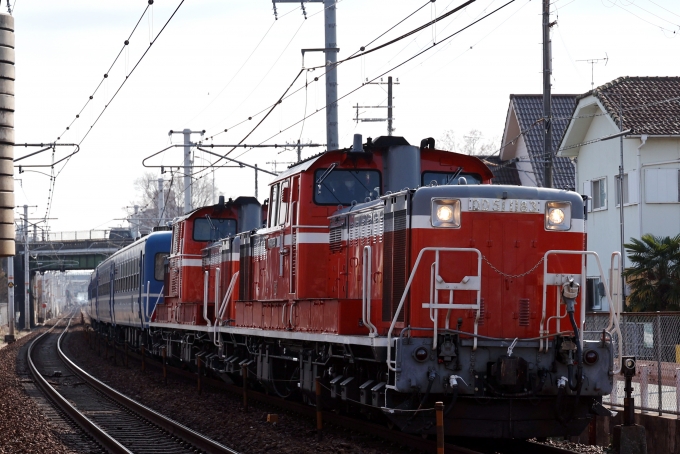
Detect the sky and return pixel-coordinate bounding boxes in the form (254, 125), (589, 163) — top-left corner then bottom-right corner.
(10, 0), (680, 233)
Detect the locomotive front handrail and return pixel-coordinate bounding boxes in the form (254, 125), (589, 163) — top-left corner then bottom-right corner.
(539, 250), (623, 373)
(386, 247), (482, 373)
(607, 251), (622, 332)
(362, 245), (378, 337)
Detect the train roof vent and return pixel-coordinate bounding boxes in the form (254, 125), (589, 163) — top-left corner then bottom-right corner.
(152, 226), (172, 232)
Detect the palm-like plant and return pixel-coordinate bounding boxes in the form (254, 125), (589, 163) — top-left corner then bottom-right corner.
(623, 234), (680, 312)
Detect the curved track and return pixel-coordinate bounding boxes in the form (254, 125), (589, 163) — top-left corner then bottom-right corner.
(28, 316), (239, 454)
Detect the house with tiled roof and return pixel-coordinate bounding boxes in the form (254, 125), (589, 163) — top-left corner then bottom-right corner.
(557, 76), (680, 311)
(498, 94), (576, 189)
(479, 155), (522, 185)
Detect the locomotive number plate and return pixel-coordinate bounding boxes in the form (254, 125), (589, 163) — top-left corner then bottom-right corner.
(467, 198), (542, 213)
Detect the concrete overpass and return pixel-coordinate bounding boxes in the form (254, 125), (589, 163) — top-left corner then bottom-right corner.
(19, 229), (134, 271)
(12, 229), (134, 328)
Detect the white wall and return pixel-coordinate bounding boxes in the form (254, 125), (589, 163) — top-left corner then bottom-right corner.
(575, 110), (680, 310)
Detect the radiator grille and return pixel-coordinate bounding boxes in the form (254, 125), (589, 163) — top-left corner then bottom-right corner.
(382, 209), (408, 322)
(519, 298), (530, 327)
(239, 235), (251, 301)
(329, 226), (342, 252)
(478, 298), (485, 326)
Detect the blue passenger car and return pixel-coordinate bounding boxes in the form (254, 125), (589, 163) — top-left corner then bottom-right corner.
(88, 231), (171, 329)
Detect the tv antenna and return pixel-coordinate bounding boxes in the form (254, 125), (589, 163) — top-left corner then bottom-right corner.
(577, 53), (608, 90)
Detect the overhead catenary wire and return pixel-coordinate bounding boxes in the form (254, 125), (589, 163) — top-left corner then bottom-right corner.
(43, 0), (187, 225)
(204, 0), (474, 141)
(189, 0), (504, 180)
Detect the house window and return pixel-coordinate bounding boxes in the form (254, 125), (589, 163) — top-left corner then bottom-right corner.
(586, 277), (604, 310)
(645, 168), (680, 203)
(615, 174), (628, 206)
(592, 177), (607, 210)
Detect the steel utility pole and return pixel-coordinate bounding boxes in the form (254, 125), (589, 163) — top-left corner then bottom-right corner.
(5, 256), (14, 342)
(169, 129), (204, 214)
(157, 177), (164, 226)
(23, 204), (29, 329)
(353, 76), (399, 136)
(542, 0), (553, 188)
(273, 0), (338, 150)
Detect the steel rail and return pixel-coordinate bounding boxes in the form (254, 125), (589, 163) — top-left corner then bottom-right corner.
(102, 338), (483, 454)
(27, 317), (132, 454)
(57, 323), (240, 454)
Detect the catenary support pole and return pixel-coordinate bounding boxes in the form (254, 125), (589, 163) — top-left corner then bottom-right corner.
(388, 76), (393, 136)
(23, 204), (29, 329)
(542, 0), (552, 188)
(157, 177), (164, 225)
(5, 256), (14, 342)
(183, 129), (192, 213)
(324, 0), (338, 150)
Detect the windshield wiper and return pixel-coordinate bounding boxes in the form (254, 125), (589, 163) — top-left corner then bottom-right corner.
(316, 163), (338, 194)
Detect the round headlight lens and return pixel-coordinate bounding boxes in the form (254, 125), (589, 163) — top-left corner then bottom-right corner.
(414, 347), (429, 362)
(584, 350), (599, 365)
(548, 208), (565, 225)
(437, 205), (454, 222)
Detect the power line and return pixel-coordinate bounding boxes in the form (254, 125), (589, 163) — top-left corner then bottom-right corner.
(43, 0), (187, 226)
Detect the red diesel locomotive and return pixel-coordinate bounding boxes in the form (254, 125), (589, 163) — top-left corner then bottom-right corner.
(95, 134), (623, 439)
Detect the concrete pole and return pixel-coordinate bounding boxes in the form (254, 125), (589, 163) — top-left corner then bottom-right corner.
(542, 0), (552, 188)
(324, 0), (339, 151)
(0, 13), (15, 258)
(183, 129), (192, 214)
(5, 256), (14, 341)
(133, 205), (139, 238)
(23, 204), (28, 330)
(157, 177), (164, 226)
(387, 76), (393, 136)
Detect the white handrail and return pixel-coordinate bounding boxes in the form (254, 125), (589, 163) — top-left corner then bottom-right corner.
(146, 285), (163, 326)
(362, 246), (378, 337)
(213, 271), (239, 347)
(386, 247), (482, 372)
(202, 271), (211, 327)
(608, 252), (622, 332)
(539, 250), (623, 374)
(218, 271), (239, 321)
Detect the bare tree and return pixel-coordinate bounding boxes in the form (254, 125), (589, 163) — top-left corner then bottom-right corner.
(128, 171), (219, 234)
(438, 129), (498, 156)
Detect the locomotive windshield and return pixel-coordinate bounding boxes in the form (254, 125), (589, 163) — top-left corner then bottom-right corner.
(422, 171), (482, 186)
(193, 218), (237, 241)
(314, 169), (381, 205)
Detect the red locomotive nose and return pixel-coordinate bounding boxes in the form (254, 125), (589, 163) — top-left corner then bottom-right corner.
(583, 350), (599, 365)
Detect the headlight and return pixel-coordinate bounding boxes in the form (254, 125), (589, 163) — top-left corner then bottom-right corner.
(431, 199), (461, 228)
(548, 208), (564, 224)
(545, 201), (571, 231)
(437, 205), (454, 222)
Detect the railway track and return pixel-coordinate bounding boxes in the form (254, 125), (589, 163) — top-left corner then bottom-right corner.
(28, 315), (239, 454)
(88, 328), (581, 454)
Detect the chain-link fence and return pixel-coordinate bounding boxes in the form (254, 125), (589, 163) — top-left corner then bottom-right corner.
(585, 312), (680, 416)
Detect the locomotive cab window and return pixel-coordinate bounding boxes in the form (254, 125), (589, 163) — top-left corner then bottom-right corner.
(314, 169), (381, 206)
(155, 253), (169, 281)
(193, 218), (237, 242)
(422, 171), (482, 186)
(268, 183), (280, 227)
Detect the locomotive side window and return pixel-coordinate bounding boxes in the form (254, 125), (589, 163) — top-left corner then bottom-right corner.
(314, 169), (381, 206)
(278, 180), (289, 225)
(422, 171), (482, 186)
(155, 253), (169, 281)
(193, 218), (237, 241)
(269, 183), (280, 227)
